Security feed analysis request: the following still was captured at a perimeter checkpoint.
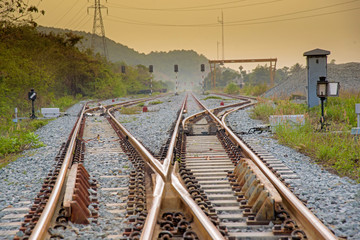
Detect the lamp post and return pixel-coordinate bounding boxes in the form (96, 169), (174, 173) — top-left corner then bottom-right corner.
(316, 76), (340, 130)
(316, 77), (327, 129)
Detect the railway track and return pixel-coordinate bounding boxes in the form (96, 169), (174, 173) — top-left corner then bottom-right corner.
(11, 93), (338, 239)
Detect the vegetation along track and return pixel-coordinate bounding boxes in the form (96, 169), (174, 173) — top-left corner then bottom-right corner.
(12, 93), (338, 239)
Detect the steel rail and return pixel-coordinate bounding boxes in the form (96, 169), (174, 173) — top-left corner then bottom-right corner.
(29, 105), (86, 240)
(141, 94), (188, 239)
(140, 174), (165, 239)
(220, 104), (337, 240)
(190, 93), (336, 239)
(141, 94), (224, 239)
(28, 96), (167, 239)
(171, 171), (225, 240)
(107, 107), (166, 180)
(162, 94), (188, 178)
(214, 92), (258, 101)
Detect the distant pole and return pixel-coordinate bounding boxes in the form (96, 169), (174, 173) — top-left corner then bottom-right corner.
(218, 10), (225, 62)
(14, 108), (18, 123)
(175, 74), (178, 94)
(149, 65), (153, 95)
(174, 64), (179, 95)
(150, 76), (153, 95)
(201, 64), (205, 94)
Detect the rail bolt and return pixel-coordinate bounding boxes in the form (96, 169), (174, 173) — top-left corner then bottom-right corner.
(158, 231), (173, 239)
(183, 230), (198, 240)
(291, 229), (307, 240)
(177, 220), (189, 233)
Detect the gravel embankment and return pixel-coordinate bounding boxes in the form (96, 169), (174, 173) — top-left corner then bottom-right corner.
(0, 102), (85, 239)
(226, 107), (360, 239)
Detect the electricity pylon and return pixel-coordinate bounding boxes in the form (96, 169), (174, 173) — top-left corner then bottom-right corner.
(88, 0), (108, 60)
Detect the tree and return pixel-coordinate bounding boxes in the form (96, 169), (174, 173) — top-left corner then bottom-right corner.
(224, 82), (240, 94)
(0, 0), (44, 25)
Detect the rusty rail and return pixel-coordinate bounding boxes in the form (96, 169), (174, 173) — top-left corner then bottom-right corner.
(28, 97), (160, 239)
(105, 93), (224, 239)
(189, 93), (336, 239)
(220, 107), (337, 240)
(29, 105), (86, 240)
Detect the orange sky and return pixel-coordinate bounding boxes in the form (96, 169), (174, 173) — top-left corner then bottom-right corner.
(31, 0), (360, 70)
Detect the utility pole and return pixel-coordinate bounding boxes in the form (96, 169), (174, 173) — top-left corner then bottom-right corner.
(218, 10), (224, 62)
(88, 0), (108, 60)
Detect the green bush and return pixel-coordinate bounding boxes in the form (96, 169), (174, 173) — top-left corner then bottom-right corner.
(224, 82), (240, 94)
(0, 131), (45, 158)
(240, 83), (269, 96)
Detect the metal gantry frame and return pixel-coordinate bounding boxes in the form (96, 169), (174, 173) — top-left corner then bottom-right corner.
(88, 0), (108, 60)
(209, 58), (277, 88)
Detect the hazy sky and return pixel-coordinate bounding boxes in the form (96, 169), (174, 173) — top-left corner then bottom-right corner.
(31, 0), (360, 70)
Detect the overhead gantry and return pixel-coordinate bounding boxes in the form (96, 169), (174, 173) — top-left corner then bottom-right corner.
(208, 58), (277, 88)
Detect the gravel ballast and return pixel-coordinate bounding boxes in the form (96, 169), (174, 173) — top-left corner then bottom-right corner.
(2, 93), (358, 239)
(0, 102), (84, 239)
(114, 94), (185, 155)
(226, 107), (360, 239)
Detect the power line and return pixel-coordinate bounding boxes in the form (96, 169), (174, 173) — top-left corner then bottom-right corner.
(52, 1), (82, 27)
(225, 0), (360, 24)
(105, 1), (360, 28)
(64, 1), (89, 28)
(107, 0), (282, 12)
(72, 14), (91, 30)
(226, 6), (360, 26)
(107, 0), (248, 11)
(107, 15), (217, 27)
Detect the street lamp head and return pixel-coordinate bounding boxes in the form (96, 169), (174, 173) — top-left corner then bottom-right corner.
(317, 81), (328, 98)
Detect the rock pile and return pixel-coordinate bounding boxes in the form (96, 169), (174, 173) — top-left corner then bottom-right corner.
(264, 62), (360, 98)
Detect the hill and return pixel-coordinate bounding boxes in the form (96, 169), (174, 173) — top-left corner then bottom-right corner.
(37, 26), (210, 86)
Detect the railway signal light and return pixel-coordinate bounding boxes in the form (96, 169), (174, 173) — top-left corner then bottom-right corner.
(201, 64), (205, 72)
(174, 64), (178, 73)
(149, 65), (153, 73)
(28, 88), (37, 119)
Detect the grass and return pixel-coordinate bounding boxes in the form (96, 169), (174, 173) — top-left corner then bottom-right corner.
(119, 106), (141, 115)
(250, 99), (308, 122)
(251, 92), (360, 181)
(0, 94), (80, 169)
(149, 100), (163, 105)
(203, 96), (223, 100)
(0, 119), (48, 168)
(240, 83), (269, 97)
